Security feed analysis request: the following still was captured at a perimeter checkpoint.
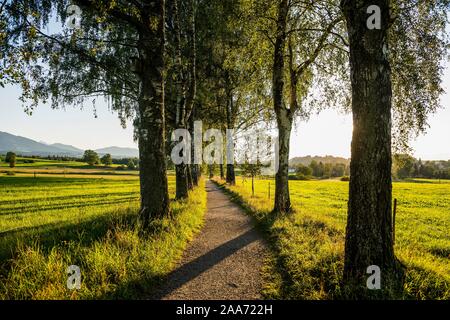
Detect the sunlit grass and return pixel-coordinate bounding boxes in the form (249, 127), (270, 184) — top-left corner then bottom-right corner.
(0, 157), (90, 168)
(0, 175), (206, 299)
(214, 177), (450, 300)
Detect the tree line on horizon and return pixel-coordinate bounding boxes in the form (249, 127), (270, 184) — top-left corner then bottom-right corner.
(0, 150), (139, 169)
(393, 155), (450, 180)
(293, 161), (350, 179)
(291, 156), (450, 180)
(1, 0), (449, 297)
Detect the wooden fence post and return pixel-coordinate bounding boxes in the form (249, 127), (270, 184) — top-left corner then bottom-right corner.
(251, 176), (254, 197)
(393, 198), (397, 245)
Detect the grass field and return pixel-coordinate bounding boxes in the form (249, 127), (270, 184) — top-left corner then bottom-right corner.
(0, 157), (139, 177)
(0, 157), (92, 168)
(1, 162), (448, 300)
(0, 168), (140, 178)
(0, 173), (207, 299)
(214, 177), (450, 300)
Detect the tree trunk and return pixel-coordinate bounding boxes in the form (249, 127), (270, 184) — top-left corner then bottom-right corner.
(274, 110), (292, 213)
(191, 164), (198, 186)
(220, 164), (224, 180)
(172, 0), (196, 200)
(173, 120), (189, 199)
(187, 163), (193, 190)
(195, 164), (201, 180)
(272, 0), (291, 213)
(189, 108), (198, 187)
(175, 163), (189, 199)
(225, 83), (237, 185)
(137, 0), (170, 227)
(341, 0), (403, 295)
(226, 164), (236, 185)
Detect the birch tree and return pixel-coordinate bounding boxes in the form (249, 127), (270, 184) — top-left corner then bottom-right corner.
(1, 0), (169, 227)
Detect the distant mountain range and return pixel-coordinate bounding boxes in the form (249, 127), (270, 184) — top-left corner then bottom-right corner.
(0, 131), (138, 158)
(94, 146), (139, 158)
(7, 131), (442, 163)
(50, 143), (84, 153)
(289, 155), (350, 167)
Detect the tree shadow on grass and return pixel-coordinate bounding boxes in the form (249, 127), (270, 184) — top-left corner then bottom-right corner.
(0, 207), (138, 262)
(0, 191), (138, 209)
(402, 263), (450, 300)
(0, 197), (138, 217)
(428, 247), (450, 259)
(210, 181), (347, 300)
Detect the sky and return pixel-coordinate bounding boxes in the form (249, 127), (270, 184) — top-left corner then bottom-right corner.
(290, 65), (450, 160)
(0, 85), (136, 150)
(0, 68), (449, 160)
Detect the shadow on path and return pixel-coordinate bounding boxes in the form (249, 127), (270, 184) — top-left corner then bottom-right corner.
(151, 229), (258, 299)
(149, 181), (268, 300)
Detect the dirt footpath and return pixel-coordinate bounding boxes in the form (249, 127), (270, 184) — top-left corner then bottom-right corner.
(151, 180), (268, 300)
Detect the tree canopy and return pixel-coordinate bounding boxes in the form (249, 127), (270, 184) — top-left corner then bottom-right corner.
(1, 0), (449, 235)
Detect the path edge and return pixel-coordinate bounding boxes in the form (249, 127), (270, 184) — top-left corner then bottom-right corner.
(210, 179), (294, 300)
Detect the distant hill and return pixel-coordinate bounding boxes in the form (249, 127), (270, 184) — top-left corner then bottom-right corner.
(289, 155), (350, 167)
(0, 131), (138, 158)
(0, 131), (72, 155)
(50, 143), (84, 154)
(95, 146), (139, 158)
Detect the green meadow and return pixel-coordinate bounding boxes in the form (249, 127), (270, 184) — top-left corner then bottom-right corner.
(0, 173), (206, 299)
(0, 157), (89, 168)
(0, 161), (448, 300)
(214, 177), (450, 300)
(0, 157), (139, 177)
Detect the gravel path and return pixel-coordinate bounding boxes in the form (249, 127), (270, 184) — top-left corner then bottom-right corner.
(151, 180), (268, 300)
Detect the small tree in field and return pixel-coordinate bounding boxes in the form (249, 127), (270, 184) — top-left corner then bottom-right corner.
(296, 164), (312, 177)
(127, 159), (137, 170)
(83, 150), (99, 166)
(9, 153), (16, 168)
(5, 152), (16, 163)
(241, 161), (262, 197)
(101, 154), (113, 167)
